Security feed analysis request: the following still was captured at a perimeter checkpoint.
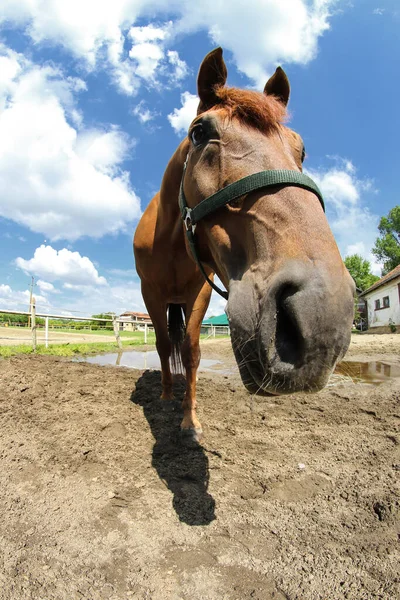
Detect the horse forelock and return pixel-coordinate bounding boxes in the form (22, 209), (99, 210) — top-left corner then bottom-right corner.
(208, 86), (287, 133)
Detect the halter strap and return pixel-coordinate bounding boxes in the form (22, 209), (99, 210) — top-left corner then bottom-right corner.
(179, 162), (325, 300)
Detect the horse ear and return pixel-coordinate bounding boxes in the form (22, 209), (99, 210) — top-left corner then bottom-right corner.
(264, 67), (290, 106)
(197, 47), (227, 113)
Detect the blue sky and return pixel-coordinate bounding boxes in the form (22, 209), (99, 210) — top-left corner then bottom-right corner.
(0, 0), (398, 318)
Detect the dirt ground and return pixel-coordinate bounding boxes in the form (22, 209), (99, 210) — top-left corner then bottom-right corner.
(0, 335), (399, 600)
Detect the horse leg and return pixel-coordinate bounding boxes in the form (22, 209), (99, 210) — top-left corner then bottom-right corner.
(141, 286), (174, 400)
(180, 284), (212, 442)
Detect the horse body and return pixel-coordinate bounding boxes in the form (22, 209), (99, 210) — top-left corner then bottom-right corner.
(134, 48), (355, 443)
(134, 139), (212, 435)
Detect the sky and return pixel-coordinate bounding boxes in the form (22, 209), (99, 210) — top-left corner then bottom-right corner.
(0, 0), (399, 319)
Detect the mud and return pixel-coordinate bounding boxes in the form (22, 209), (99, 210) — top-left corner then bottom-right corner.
(0, 336), (399, 600)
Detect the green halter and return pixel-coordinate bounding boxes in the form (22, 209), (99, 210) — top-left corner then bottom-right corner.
(179, 160), (325, 300)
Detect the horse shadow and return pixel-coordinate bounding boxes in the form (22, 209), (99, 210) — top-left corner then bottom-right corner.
(130, 370), (216, 526)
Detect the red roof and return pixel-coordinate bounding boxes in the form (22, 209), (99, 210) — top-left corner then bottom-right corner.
(120, 311), (150, 319)
(361, 264), (400, 296)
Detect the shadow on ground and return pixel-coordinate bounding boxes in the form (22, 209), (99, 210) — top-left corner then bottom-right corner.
(130, 370), (216, 526)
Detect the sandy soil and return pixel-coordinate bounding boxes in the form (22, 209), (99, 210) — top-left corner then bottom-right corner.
(0, 335), (399, 600)
(201, 333), (400, 363)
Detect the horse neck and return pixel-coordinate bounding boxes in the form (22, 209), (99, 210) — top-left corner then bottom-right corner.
(159, 139), (189, 220)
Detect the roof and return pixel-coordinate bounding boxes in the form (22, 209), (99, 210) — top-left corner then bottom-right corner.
(360, 264), (400, 297)
(120, 311), (150, 319)
(203, 314), (229, 326)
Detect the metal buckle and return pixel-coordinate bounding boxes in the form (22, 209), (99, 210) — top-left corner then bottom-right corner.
(184, 208), (196, 233)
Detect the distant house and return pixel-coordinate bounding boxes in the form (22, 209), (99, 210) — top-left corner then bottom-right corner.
(360, 265), (400, 329)
(201, 313), (230, 336)
(119, 311), (152, 331)
(203, 314), (229, 326)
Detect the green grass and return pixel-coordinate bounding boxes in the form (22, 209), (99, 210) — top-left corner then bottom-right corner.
(0, 330), (231, 359)
(2, 326), (151, 338)
(0, 338), (156, 359)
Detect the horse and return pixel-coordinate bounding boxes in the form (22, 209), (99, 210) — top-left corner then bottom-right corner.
(134, 47), (355, 444)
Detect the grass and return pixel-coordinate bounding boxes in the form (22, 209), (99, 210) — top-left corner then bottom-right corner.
(0, 338), (156, 359)
(1, 326), (151, 338)
(0, 331), (230, 359)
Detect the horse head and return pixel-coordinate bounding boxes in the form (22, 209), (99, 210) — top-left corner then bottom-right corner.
(181, 48), (355, 395)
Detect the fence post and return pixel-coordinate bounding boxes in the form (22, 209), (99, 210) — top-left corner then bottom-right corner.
(112, 316), (122, 350)
(45, 316), (49, 348)
(144, 323), (148, 344)
(31, 298), (36, 352)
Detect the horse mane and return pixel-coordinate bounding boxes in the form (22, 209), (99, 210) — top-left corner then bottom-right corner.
(210, 86), (286, 132)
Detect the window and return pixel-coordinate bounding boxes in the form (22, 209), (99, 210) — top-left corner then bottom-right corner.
(383, 296), (390, 308)
(375, 299), (380, 310)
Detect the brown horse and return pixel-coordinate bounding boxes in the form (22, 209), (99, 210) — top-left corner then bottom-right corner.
(134, 48), (355, 443)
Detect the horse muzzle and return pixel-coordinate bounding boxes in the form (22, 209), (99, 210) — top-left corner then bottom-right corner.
(227, 261), (355, 395)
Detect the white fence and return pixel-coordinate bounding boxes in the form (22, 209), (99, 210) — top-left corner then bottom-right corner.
(1, 304), (230, 350)
(201, 325), (230, 338)
(0, 303), (153, 349)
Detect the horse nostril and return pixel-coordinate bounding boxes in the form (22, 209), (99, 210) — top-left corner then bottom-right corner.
(275, 285), (305, 367)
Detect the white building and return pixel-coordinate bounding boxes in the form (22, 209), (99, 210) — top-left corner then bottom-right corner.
(118, 311), (152, 332)
(361, 265), (400, 329)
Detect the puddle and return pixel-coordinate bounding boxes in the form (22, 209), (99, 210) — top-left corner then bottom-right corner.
(333, 361), (400, 385)
(74, 350), (235, 375)
(74, 352), (400, 385)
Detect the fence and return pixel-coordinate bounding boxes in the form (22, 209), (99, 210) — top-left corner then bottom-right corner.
(1, 303), (231, 351)
(0, 302), (154, 350)
(201, 325), (230, 338)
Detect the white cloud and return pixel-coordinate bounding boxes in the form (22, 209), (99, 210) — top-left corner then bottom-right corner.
(306, 158), (381, 272)
(345, 242), (382, 276)
(37, 280), (57, 293)
(372, 8), (385, 15)
(132, 100), (157, 124)
(15, 245), (108, 287)
(52, 280), (146, 317)
(127, 24), (189, 87)
(0, 0), (337, 92)
(129, 23), (170, 44)
(167, 50), (189, 82)
(168, 92), (198, 135)
(0, 45), (141, 241)
(175, 0), (334, 87)
(0, 283), (49, 310)
(74, 128), (133, 175)
(129, 40), (165, 80)
(206, 278), (228, 319)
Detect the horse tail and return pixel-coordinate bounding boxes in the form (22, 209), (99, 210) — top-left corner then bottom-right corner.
(168, 303), (185, 373)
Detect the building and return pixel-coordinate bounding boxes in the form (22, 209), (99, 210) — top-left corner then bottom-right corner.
(360, 265), (400, 329)
(201, 313), (230, 336)
(118, 311), (152, 332)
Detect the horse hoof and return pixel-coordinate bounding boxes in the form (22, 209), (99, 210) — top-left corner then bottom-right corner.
(180, 427), (203, 446)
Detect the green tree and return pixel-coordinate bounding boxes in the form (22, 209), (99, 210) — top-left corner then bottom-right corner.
(372, 206), (400, 275)
(91, 313), (114, 330)
(344, 254), (380, 291)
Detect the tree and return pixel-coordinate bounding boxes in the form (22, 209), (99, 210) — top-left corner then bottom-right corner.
(344, 254), (380, 291)
(372, 206), (400, 275)
(91, 313), (114, 330)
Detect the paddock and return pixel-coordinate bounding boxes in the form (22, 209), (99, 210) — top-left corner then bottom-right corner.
(0, 335), (399, 600)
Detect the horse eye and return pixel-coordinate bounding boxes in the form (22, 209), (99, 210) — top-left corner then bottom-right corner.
(190, 125), (206, 146)
(301, 146), (306, 163)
